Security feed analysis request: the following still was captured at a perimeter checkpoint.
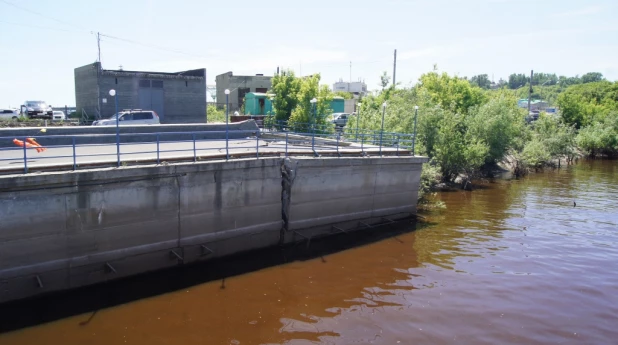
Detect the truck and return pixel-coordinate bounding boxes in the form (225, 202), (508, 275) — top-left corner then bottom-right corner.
(21, 100), (53, 119)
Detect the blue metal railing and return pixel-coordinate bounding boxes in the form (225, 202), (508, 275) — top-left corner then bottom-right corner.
(0, 122), (416, 174)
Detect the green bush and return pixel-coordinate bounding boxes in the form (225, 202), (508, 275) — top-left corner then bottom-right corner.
(576, 112), (618, 156)
(207, 104), (226, 123)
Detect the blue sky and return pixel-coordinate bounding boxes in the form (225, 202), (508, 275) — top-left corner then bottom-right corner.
(0, 0), (617, 107)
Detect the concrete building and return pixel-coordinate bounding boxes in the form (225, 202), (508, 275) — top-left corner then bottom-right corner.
(75, 62), (207, 123)
(216, 72), (272, 111)
(333, 79), (367, 96)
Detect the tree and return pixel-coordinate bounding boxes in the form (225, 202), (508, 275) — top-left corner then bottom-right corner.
(380, 72), (391, 90)
(470, 74), (491, 89)
(417, 71), (486, 114)
(556, 81), (618, 128)
(270, 69), (301, 121)
(334, 91), (354, 100)
(466, 94), (527, 164)
(508, 73), (528, 89)
(288, 74), (334, 132)
(434, 111), (489, 180)
(581, 72), (604, 84)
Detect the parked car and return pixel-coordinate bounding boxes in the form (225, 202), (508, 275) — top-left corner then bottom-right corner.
(21, 101), (53, 119)
(331, 112), (351, 127)
(0, 108), (20, 120)
(52, 111), (66, 121)
(92, 110), (160, 126)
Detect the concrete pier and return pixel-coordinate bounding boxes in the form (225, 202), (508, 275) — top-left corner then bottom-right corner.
(0, 156), (427, 303)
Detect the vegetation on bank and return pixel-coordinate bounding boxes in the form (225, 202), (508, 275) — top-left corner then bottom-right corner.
(345, 68), (617, 198)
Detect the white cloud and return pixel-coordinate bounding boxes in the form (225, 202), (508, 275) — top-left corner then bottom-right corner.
(552, 6), (602, 18)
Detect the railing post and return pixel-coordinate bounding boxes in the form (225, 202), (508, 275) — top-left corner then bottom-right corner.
(396, 134), (399, 156)
(336, 132), (340, 157)
(256, 133), (259, 158)
(192, 133), (197, 162)
(285, 132), (288, 157)
(156, 134), (160, 164)
(23, 136), (28, 174)
(311, 123), (315, 153)
(72, 137), (77, 170)
(361, 133), (364, 155)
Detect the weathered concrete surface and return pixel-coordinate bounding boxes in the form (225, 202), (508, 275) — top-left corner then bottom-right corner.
(0, 158), (281, 303)
(282, 157), (426, 242)
(0, 121), (259, 148)
(0, 155), (427, 303)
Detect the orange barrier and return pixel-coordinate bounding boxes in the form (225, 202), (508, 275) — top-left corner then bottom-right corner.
(13, 138), (45, 153)
(26, 138), (46, 152)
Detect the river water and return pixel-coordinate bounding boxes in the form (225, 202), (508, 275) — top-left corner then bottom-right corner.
(1, 160), (617, 344)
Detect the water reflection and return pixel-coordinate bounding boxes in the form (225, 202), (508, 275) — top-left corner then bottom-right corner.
(1, 160), (617, 345)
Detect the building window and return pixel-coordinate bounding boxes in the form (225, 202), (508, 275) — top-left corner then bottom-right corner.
(152, 80), (163, 88)
(185, 81), (188, 87)
(115, 78), (118, 84)
(139, 80), (151, 88)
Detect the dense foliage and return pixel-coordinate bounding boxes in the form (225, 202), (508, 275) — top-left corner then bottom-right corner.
(556, 81), (618, 128)
(347, 69), (618, 186)
(206, 104), (225, 123)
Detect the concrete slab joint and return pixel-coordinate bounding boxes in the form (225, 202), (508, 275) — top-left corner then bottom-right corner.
(280, 157), (298, 242)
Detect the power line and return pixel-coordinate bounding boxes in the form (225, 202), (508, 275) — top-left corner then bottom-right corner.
(99, 33), (211, 59)
(0, 0), (89, 32)
(0, 20), (83, 33)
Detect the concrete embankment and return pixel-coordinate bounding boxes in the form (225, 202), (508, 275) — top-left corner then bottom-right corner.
(0, 155), (427, 303)
(0, 121), (259, 148)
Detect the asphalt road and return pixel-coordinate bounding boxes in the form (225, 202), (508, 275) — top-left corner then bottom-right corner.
(0, 138), (401, 173)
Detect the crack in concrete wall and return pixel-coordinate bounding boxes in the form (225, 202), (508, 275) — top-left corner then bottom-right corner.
(279, 158), (297, 244)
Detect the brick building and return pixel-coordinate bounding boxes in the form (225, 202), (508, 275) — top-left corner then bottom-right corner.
(75, 62), (207, 123)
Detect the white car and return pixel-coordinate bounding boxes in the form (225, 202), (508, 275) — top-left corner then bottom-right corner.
(0, 108), (20, 120)
(52, 111), (66, 121)
(92, 110), (160, 126)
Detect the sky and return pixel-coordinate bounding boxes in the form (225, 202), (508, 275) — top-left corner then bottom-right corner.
(0, 0), (617, 107)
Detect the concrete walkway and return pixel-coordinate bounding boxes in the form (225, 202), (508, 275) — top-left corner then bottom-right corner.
(0, 137), (409, 173)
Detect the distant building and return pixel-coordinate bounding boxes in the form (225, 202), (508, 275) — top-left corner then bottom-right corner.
(216, 72), (272, 111)
(75, 62), (207, 123)
(332, 80), (367, 96)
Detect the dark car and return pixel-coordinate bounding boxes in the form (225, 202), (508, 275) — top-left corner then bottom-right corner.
(22, 101), (53, 119)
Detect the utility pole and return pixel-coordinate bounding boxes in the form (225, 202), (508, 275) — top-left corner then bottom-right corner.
(527, 69), (533, 114)
(97, 32), (101, 64)
(393, 49), (397, 87)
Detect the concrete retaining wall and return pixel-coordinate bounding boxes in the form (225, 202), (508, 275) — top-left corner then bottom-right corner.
(0, 155), (426, 303)
(0, 121), (259, 148)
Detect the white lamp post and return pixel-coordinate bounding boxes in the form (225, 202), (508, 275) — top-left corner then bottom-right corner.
(109, 89), (120, 166)
(225, 89), (230, 159)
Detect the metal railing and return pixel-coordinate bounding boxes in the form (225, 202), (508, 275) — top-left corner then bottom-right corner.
(0, 122), (416, 175)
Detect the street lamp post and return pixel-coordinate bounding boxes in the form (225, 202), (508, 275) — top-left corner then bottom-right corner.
(380, 101), (386, 156)
(310, 98), (317, 153)
(355, 102), (361, 143)
(109, 89), (120, 167)
(269, 96), (275, 130)
(225, 89), (230, 159)
(412, 105), (419, 156)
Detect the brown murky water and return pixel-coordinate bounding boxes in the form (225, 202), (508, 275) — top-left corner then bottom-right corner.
(1, 160), (617, 344)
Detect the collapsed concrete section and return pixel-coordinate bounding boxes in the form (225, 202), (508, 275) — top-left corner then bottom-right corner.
(0, 155), (427, 303)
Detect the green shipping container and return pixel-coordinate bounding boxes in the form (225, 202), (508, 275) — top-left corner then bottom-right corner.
(331, 97), (345, 113)
(244, 93), (273, 116)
